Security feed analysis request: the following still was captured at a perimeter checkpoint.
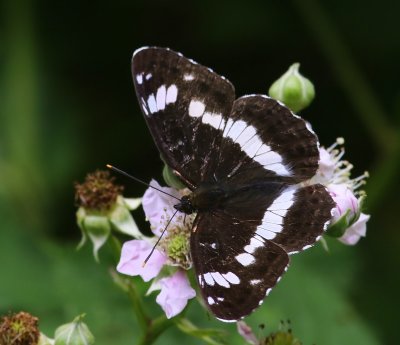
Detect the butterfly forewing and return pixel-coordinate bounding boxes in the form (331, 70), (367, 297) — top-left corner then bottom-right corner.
(131, 47), (335, 321)
(132, 47), (235, 188)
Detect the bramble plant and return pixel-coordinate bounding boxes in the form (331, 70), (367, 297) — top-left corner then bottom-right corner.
(0, 61), (369, 345)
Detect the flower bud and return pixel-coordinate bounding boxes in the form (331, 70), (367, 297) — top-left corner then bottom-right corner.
(269, 63), (315, 112)
(54, 315), (94, 345)
(265, 330), (301, 345)
(0, 311), (40, 345)
(325, 184), (364, 238)
(75, 170), (142, 261)
(163, 164), (186, 190)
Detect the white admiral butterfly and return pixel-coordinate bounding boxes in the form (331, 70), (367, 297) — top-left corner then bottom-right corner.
(131, 47), (335, 322)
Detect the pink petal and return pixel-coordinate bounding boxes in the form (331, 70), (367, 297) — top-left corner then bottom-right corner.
(317, 147), (335, 181)
(328, 184), (359, 222)
(156, 270), (196, 319)
(117, 240), (167, 282)
(142, 180), (181, 236)
(339, 213), (370, 245)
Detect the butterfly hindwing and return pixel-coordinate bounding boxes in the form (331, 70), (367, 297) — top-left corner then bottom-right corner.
(191, 211), (289, 322)
(214, 95), (320, 184)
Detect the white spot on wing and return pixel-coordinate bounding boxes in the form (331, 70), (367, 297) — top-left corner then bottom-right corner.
(211, 272), (230, 288)
(145, 73), (152, 80)
(184, 73), (195, 81)
(136, 74), (143, 84)
(235, 253), (255, 266)
(220, 119), (291, 176)
(207, 296), (216, 305)
(222, 272), (240, 285)
(166, 84), (178, 104)
(188, 100), (205, 117)
(147, 94), (157, 114)
(250, 279), (262, 285)
(226, 120), (247, 141)
(256, 228), (277, 240)
(198, 275), (204, 287)
(202, 112), (225, 130)
(244, 237), (264, 254)
(156, 85), (166, 111)
(203, 273), (214, 286)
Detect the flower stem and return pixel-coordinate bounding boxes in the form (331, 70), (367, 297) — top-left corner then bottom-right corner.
(292, 0), (397, 153)
(125, 281), (150, 333)
(136, 315), (176, 345)
(292, 0), (400, 210)
(108, 236), (151, 331)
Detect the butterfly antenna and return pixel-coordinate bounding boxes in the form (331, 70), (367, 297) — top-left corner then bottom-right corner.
(106, 164), (180, 201)
(142, 209), (179, 267)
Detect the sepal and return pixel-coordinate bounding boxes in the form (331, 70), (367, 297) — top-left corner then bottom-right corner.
(54, 315), (94, 345)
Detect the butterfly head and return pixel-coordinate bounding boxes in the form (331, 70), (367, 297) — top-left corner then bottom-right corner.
(174, 195), (196, 215)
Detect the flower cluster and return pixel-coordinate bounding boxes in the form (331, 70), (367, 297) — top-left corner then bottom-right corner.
(312, 138), (370, 244)
(117, 180), (196, 319)
(116, 137), (370, 319)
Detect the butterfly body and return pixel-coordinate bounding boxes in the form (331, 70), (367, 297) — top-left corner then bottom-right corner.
(131, 47), (335, 322)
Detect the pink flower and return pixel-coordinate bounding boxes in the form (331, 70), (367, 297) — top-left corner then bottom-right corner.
(142, 180), (182, 236)
(328, 184), (358, 223)
(339, 213), (370, 245)
(117, 239), (167, 282)
(156, 270), (196, 319)
(117, 180), (195, 318)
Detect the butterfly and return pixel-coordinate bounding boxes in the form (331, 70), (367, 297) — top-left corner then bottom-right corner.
(131, 47), (335, 322)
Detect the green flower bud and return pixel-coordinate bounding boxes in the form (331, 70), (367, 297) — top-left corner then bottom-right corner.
(54, 315), (94, 345)
(75, 171), (143, 261)
(0, 311), (40, 345)
(265, 330), (301, 345)
(269, 63), (315, 112)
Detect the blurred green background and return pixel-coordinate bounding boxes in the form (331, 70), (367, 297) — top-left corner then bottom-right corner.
(1, 0), (399, 344)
